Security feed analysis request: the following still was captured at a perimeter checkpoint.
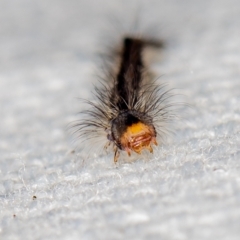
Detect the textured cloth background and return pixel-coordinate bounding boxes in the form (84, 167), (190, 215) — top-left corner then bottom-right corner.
(1, 0), (240, 239)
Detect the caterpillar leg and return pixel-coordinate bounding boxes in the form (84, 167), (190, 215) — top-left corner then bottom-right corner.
(114, 146), (120, 163)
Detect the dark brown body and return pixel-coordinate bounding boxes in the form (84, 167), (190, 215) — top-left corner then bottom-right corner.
(109, 37), (162, 161)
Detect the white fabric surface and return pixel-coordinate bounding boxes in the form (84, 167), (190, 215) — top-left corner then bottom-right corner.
(1, 0), (240, 239)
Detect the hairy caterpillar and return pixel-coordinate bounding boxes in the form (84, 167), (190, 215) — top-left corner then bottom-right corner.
(71, 34), (177, 163)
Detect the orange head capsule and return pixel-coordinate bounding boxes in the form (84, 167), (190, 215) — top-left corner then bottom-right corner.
(121, 122), (157, 155)
(109, 110), (157, 156)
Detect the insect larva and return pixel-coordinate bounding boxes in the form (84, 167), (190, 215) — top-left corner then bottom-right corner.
(72, 34), (176, 163)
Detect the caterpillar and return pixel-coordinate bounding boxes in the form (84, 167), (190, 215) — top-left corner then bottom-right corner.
(71, 34), (176, 163)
